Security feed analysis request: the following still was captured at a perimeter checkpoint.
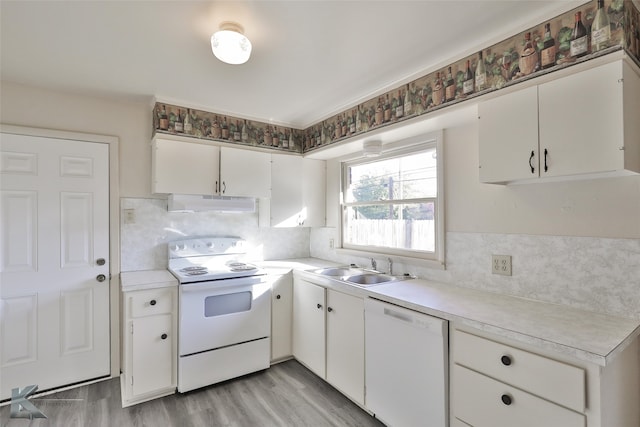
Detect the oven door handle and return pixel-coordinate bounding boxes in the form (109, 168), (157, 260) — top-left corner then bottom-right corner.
(180, 275), (268, 293)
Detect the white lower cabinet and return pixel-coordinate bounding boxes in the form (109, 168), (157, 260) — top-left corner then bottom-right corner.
(292, 277), (365, 405)
(292, 278), (326, 377)
(326, 288), (365, 405)
(270, 273), (293, 362)
(450, 326), (640, 427)
(121, 284), (177, 407)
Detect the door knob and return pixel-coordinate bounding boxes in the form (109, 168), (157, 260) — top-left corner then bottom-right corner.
(96, 258), (106, 266)
(96, 274), (106, 282)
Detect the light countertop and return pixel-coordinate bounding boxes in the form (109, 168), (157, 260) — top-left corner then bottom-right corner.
(120, 269), (177, 292)
(289, 258), (640, 367)
(121, 258), (640, 366)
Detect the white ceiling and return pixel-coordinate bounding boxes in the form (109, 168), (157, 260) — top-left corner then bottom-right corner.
(1, 1), (582, 129)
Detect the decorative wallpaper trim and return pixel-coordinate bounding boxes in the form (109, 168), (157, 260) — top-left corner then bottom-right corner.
(152, 0), (640, 154)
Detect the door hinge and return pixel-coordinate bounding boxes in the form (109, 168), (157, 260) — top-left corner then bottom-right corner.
(131, 376), (134, 386)
(130, 323), (134, 334)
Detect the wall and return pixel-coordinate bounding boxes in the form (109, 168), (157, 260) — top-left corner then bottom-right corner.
(0, 82), (312, 268)
(311, 121), (640, 320)
(120, 198), (310, 271)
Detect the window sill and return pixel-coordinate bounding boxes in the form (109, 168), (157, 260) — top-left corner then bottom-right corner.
(334, 247), (446, 271)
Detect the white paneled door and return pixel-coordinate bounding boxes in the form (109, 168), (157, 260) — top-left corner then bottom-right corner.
(0, 133), (110, 400)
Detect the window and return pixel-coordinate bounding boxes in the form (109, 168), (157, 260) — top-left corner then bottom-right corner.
(341, 135), (444, 265)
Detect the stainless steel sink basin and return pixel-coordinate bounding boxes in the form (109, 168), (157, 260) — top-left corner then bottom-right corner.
(308, 266), (413, 287)
(310, 267), (365, 277)
(342, 273), (398, 285)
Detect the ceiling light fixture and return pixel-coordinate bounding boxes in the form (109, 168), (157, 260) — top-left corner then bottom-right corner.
(363, 140), (383, 157)
(211, 21), (252, 65)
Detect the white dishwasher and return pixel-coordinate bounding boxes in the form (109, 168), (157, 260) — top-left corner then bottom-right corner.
(365, 298), (448, 427)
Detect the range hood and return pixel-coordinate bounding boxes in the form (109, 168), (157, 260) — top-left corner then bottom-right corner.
(168, 194), (256, 213)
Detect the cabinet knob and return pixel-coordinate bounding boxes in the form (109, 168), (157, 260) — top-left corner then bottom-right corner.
(150, 299), (157, 306)
(501, 355), (512, 366)
(501, 394), (513, 406)
(276, 294), (281, 300)
(161, 333), (168, 340)
(327, 307), (333, 313)
(316, 303), (322, 309)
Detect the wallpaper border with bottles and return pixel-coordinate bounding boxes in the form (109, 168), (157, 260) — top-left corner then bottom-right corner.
(152, 0), (640, 154)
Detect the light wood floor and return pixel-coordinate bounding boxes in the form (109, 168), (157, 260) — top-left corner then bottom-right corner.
(0, 360), (385, 427)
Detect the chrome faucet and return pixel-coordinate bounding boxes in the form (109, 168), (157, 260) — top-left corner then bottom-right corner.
(370, 258), (377, 271)
(387, 257), (393, 275)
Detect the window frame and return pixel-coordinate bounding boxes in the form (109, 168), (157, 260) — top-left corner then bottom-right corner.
(339, 131), (445, 268)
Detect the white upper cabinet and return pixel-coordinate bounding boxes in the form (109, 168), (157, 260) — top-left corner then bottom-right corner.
(219, 146), (271, 198)
(152, 137), (271, 197)
(478, 86), (540, 183)
(479, 59), (640, 184)
(538, 60), (639, 178)
(152, 138), (219, 195)
(262, 154), (326, 227)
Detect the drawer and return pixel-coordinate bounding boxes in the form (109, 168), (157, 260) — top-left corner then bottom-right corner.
(129, 288), (174, 318)
(453, 364), (585, 427)
(453, 329), (585, 413)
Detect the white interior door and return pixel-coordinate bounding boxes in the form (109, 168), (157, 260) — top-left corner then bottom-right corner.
(0, 133), (110, 400)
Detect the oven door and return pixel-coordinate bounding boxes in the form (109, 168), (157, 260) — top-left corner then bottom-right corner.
(178, 275), (271, 357)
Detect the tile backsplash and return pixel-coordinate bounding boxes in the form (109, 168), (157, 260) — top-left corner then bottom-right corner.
(120, 197), (311, 271)
(311, 228), (640, 320)
(120, 197), (640, 320)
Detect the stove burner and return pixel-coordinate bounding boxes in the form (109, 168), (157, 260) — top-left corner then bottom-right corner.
(181, 266), (208, 273)
(226, 261), (246, 267)
(185, 270), (208, 276)
(230, 264), (257, 272)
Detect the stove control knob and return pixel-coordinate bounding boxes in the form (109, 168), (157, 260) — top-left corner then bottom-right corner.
(206, 242), (214, 248)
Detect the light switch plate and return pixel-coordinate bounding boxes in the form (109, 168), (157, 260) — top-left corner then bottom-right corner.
(492, 255), (512, 276)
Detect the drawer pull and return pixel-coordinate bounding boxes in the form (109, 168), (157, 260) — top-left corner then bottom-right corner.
(501, 355), (512, 366)
(161, 333), (168, 340)
(501, 394), (513, 406)
(150, 299), (157, 306)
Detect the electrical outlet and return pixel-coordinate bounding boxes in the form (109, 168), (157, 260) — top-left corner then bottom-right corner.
(329, 238), (334, 249)
(492, 255), (512, 276)
(123, 208), (136, 224)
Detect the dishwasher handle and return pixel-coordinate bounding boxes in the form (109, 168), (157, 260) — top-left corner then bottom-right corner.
(383, 307), (413, 323)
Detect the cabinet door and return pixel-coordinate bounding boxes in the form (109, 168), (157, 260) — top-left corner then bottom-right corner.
(130, 314), (173, 397)
(326, 290), (364, 405)
(292, 279), (326, 377)
(220, 146), (271, 197)
(270, 154), (304, 227)
(302, 158), (326, 227)
(478, 86), (539, 183)
(271, 274), (293, 361)
(152, 138), (219, 194)
(539, 61), (624, 177)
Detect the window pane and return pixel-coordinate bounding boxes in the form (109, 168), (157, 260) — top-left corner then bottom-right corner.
(346, 148), (437, 203)
(344, 202), (435, 252)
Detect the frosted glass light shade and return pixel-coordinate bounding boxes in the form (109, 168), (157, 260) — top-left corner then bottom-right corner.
(211, 22), (252, 65)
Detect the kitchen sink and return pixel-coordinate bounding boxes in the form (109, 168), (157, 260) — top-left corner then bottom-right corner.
(342, 273), (406, 286)
(308, 266), (412, 287)
(310, 267), (366, 277)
